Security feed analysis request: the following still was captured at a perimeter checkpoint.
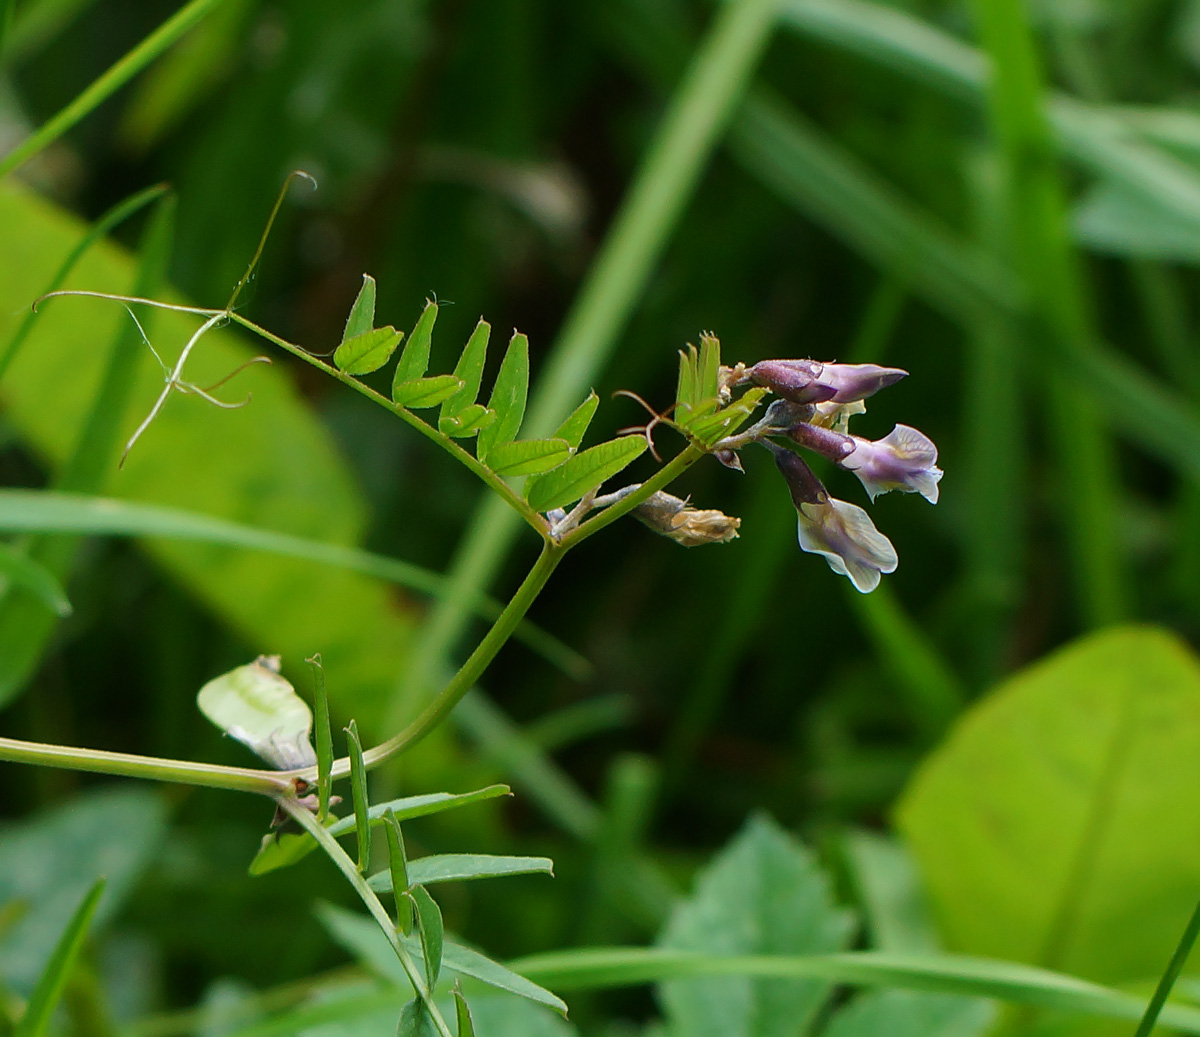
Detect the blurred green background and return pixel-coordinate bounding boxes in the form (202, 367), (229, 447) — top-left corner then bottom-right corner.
(5, 0), (1200, 1030)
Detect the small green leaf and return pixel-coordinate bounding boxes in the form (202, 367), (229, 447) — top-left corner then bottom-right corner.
(397, 999), (439, 1037)
(453, 988), (476, 1037)
(392, 299), (439, 388)
(526, 436), (647, 513)
(0, 542), (72, 617)
(368, 854), (554, 893)
(441, 404), (496, 438)
(686, 388), (768, 445)
(345, 720), (371, 873)
(553, 392), (599, 451)
(676, 344), (699, 414)
(341, 274), (376, 343)
(411, 885), (444, 991)
(334, 326), (402, 376)
(439, 319), (490, 426)
(197, 655), (316, 769)
(306, 653), (333, 821)
(384, 810), (413, 934)
(393, 375), (463, 409)
(487, 438), (572, 477)
(476, 331), (529, 462)
(698, 332), (721, 400)
(14, 879), (105, 1037)
(248, 785), (510, 875)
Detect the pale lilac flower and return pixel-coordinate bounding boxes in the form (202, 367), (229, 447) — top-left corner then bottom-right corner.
(841, 424), (942, 503)
(814, 362), (907, 403)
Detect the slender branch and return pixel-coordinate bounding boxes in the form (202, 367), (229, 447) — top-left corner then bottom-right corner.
(1132, 894), (1200, 1037)
(279, 797), (455, 1037)
(0, 736), (288, 795)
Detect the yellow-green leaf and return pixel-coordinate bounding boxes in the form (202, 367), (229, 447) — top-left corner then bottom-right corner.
(487, 438), (571, 477)
(333, 326), (401, 376)
(526, 436), (646, 513)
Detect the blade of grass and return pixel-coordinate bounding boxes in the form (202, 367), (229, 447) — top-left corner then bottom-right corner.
(0, 0), (227, 179)
(0, 489), (588, 678)
(385, 0), (783, 732)
(1132, 896), (1200, 1037)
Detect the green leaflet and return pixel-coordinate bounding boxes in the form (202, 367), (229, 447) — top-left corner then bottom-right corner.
(248, 786), (510, 875)
(675, 335), (721, 423)
(368, 854), (555, 893)
(392, 374), (463, 409)
(439, 319), (490, 426)
(477, 331), (529, 463)
(526, 436), (647, 513)
(384, 811), (412, 934)
(411, 885), (444, 990)
(486, 438), (572, 477)
(0, 543), (72, 617)
(442, 403), (496, 438)
(397, 1000), (439, 1037)
(552, 392), (599, 451)
(345, 719), (371, 873)
(685, 387), (768, 446)
(341, 274), (377, 342)
(392, 299), (438, 388)
(334, 326), (402, 376)
(308, 655), (333, 821)
(453, 989), (476, 1037)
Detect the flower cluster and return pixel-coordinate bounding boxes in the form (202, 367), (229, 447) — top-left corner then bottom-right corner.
(724, 360), (941, 593)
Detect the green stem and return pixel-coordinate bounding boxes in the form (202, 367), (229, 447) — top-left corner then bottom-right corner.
(279, 798), (454, 1037)
(227, 314), (548, 535)
(0, 736), (286, 795)
(1132, 896), (1200, 1037)
(0, 0), (227, 180)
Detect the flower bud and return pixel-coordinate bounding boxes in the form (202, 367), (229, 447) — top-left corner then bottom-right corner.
(743, 360), (839, 405)
(814, 362), (907, 403)
(634, 491), (741, 547)
(786, 422), (855, 463)
(841, 424), (942, 503)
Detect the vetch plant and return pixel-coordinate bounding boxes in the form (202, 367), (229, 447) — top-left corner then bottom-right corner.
(0, 179), (943, 1034)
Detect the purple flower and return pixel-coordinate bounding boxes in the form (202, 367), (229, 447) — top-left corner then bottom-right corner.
(841, 424), (942, 503)
(814, 362), (907, 403)
(743, 360), (838, 404)
(767, 442), (898, 592)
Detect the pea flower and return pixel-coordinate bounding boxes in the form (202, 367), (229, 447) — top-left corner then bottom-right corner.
(742, 359), (906, 405)
(813, 362), (907, 402)
(766, 443), (898, 593)
(841, 424), (942, 503)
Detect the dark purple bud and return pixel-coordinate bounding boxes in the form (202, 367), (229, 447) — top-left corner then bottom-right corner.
(744, 360), (839, 405)
(714, 449), (744, 473)
(764, 440), (827, 508)
(814, 362), (907, 403)
(786, 422), (855, 462)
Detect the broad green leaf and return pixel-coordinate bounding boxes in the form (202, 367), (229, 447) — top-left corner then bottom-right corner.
(552, 392), (599, 451)
(13, 879), (104, 1037)
(249, 786), (510, 875)
(439, 319), (490, 426)
(412, 885), (444, 990)
(368, 854), (554, 893)
(392, 375), (463, 409)
(333, 326), (402, 376)
(0, 183), (414, 729)
(345, 719), (371, 872)
(317, 903), (568, 1016)
(655, 813), (854, 1037)
(821, 990), (994, 1037)
(197, 655), (317, 770)
(486, 439), (572, 477)
(392, 299), (438, 386)
(397, 1000), (438, 1037)
(525, 436), (647, 513)
(896, 626), (1200, 986)
(341, 274), (377, 343)
(0, 543), (71, 617)
(441, 404), (495, 439)
(476, 331), (529, 463)
(0, 787), (167, 997)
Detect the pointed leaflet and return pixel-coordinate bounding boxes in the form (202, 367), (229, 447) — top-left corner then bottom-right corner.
(487, 439), (572, 477)
(411, 885), (444, 991)
(439, 319), (491, 427)
(335, 326), (402, 376)
(393, 375), (463, 409)
(248, 786), (510, 875)
(656, 813), (854, 1037)
(476, 331), (529, 463)
(368, 854), (554, 892)
(526, 436), (647, 513)
(392, 300), (439, 389)
(385, 811), (413, 933)
(345, 719), (371, 873)
(341, 274), (377, 343)
(554, 392), (600, 451)
(442, 404), (496, 439)
(197, 656), (317, 769)
(454, 989), (476, 1037)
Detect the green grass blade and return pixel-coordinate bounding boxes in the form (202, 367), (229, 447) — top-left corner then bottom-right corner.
(476, 331), (529, 463)
(0, 0), (227, 180)
(0, 489), (589, 679)
(342, 274), (377, 343)
(14, 878), (105, 1037)
(386, 0), (781, 730)
(393, 300), (438, 387)
(1133, 897), (1200, 1037)
(345, 720), (371, 872)
(0, 181), (168, 382)
(0, 542), (71, 617)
